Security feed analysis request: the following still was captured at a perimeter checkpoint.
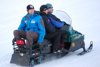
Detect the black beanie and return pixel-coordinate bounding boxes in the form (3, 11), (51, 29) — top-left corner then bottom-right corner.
(27, 4), (34, 11)
(40, 5), (48, 12)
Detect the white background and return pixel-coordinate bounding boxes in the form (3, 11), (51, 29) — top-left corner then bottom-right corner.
(0, 0), (100, 67)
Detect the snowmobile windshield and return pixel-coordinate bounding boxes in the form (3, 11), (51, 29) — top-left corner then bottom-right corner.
(53, 10), (72, 25)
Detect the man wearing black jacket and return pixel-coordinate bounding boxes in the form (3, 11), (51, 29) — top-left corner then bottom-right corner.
(40, 5), (65, 53)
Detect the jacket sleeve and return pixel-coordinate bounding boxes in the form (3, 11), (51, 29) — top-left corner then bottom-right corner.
(18, 17), (26, 31)
(37, 16), (46, 43)
(49, 17), (64, 28)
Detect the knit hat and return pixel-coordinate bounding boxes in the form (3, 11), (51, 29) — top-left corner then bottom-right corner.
(27, 4), (34, 11)
(40, 5), (48, 12)
(46, 3), (53, 9)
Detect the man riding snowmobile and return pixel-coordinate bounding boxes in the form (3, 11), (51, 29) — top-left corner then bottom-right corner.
(12, 4), (45, 49)
(40, 5), (66, 53)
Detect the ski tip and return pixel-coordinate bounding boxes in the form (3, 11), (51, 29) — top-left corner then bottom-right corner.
(77, 41), (93, 56)
(90, 41), (93, 45)
(90, 41), (93, 48)
(87, 41), (93, 52)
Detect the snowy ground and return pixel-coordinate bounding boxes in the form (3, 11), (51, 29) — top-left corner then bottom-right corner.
(0, 0), (100, 67)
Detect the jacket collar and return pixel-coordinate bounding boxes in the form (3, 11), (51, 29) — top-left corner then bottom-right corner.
(40, 12), (47, 16)
(27, 13), (37, 18)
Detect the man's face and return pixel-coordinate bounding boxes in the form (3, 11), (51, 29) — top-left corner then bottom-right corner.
(44, 10), (49, 14)
(28, 9), (34, 15)
(48, 8), (53, 13)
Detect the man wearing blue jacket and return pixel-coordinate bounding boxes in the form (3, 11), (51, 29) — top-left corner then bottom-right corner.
(13, 4), (45, 47)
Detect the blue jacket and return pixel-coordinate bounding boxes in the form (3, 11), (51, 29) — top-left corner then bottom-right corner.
(18, 13), (46, 43)
(47, 14), (64, 28)
(48, 17), (64, 28)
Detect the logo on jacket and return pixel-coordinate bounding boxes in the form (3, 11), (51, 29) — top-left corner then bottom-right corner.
(31, 20), (36, 23)
(25, 20), (27, 24)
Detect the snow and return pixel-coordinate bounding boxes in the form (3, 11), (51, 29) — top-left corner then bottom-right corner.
(0, 0), (100, 67)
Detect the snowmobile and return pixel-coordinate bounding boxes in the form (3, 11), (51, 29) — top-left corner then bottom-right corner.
(10, 10), (93, 67)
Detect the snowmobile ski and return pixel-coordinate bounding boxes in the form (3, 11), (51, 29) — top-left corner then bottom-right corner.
(78, 41), (93, 55)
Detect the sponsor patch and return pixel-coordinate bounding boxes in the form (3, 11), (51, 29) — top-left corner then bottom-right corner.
(31, 20), (36, 23)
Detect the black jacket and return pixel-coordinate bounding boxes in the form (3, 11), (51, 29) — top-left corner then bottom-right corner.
(40, 12), (56, 33)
